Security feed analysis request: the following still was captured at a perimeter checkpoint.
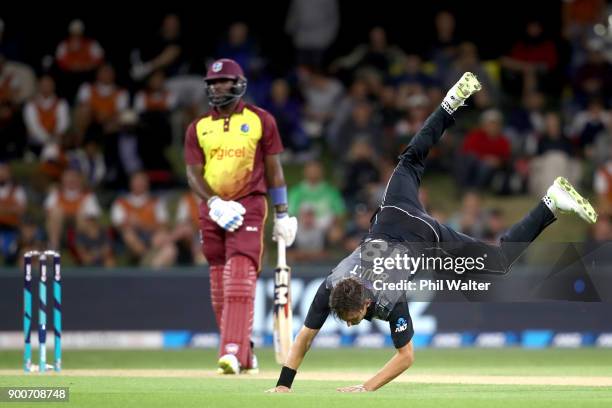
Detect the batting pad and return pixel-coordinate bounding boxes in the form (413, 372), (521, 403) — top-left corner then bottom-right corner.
(209, 265), (225, 331)
(221, 255), (257, 368)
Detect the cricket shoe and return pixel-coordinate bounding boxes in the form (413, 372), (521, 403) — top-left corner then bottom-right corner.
(218, 354), (240, 375)
(546, 177), (597, 224)
(443, 72), (482, 112)
(241, 354), (259, 375)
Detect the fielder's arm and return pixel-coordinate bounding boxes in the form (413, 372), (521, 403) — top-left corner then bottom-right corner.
(340, 298), (415, 392)
(361, 341), (414, 391)
(268, 281), (329, 393)
(266, 325), (319, 393)
(285, 326), (319, 369)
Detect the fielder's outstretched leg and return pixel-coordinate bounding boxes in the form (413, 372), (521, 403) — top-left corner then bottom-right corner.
(437, 177), (597, 273)
(382, 73), (482, 213)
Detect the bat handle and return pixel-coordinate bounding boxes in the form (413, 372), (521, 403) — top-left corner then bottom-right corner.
(277, 236), (287, 266)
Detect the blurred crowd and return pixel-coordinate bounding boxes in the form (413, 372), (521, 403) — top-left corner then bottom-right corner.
(1, 0), (612, 267)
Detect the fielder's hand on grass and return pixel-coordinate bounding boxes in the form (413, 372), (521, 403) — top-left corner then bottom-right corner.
(337, 384), (368, 393)
(265, 386), (291, 393)
(207, 196), (246, 232)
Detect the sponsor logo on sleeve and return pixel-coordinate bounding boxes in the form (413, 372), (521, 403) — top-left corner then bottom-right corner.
(395, 317), (408, 333)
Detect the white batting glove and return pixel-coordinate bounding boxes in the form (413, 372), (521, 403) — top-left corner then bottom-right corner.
(207, 196), (246, 232)
(273, 213), (298, 247)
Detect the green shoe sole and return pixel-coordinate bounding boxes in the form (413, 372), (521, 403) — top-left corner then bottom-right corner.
(555, 177), (597, 224)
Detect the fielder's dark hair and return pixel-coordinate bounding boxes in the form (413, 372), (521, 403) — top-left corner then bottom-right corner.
(329, 277), (367, 320)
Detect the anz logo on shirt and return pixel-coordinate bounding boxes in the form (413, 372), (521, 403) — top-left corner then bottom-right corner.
(395, 317), (408, 333)
(240, 123), (250, 133)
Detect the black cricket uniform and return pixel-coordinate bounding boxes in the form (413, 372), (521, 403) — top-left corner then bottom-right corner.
(303, 107), (557, 349)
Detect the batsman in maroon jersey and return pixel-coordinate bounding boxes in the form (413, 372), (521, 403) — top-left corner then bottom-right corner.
(184, 58), (297, 374)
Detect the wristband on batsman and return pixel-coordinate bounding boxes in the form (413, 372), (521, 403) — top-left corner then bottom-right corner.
(268, 186), (288, 217)
(276, 366), (297, 388)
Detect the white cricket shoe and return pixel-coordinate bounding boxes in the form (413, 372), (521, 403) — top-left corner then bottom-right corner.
(218, 354), (240, 375)
(547, 177), (597, 224)
(242, 354), (259, 375)
(444, 72), (482, 111)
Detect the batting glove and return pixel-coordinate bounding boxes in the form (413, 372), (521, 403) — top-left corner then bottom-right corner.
(207, 196), (246, 232)
(273, 213), (298, 247)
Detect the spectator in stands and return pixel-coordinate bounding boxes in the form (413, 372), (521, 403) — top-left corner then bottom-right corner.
(130, 13), (205, 121)
(341, 139), (380, 209)
(568, 98), (611, 159)
(16, 215), (44, 268)
(75, 63), (129, 185)
(216, 22), (262, 77)
(216, 23), (271, 106)
(506, 91), (547, 155)
(562, 0), (607, 69)
(76, 63), (129, 135)
(115, 110), (143, 186)
(536, 112), (574, 157)
(333, 101), (383, 156)
(483, 208), (506, 244)
(66, 136), (106, 189)
(378, 84), (403, 131)
(287, 204), (330, 262)
(500, 20), (560, 100)
(298, 66), (344, 138)
(130, 14), (188, 81)
(23, 75), (70, 156)
(447, 190), (487, 239)
(429, 10), (461, 81)
(0, 53), (21, 104)
(74, 202), (115, 267)
(111, 171), (177, 267)
(395, 93), (444, 162)
(0, 162), (26, 264)
(133, 70), (177, 185)
(530, 111), (579, 197)
(326, 78), (369, 147)
(572, 42), (612, 109)
(594, 149), (612, 215)
(171, 191), (206, 265)
(285, 0), (339, 69)
(262, 78), (310, 160)
(134, 70), (178, 115)
(0, 52), (28, 160)
(366, 159), (396, 208)
(392, 54), (436, 90)
(289, 160), (346, 238)
(457, 109), (512, 192)
(343, 203), (373, 251)
(394, 93), (432, 148)
(44, 166), (102, 252)
(54, 19), (104, 100)
(330, 26), (404, 81)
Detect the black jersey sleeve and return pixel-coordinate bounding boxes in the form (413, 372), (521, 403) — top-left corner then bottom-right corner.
(387, 300), (414, 349)
(304, 280), (331, 330)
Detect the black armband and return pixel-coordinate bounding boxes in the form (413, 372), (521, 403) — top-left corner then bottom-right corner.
(276, 366), (297, 388)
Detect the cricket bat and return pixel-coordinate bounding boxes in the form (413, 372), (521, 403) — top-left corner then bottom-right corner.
(273, 237), (293, 364)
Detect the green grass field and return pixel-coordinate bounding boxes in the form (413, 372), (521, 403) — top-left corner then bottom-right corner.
(1, 348), (612, 407)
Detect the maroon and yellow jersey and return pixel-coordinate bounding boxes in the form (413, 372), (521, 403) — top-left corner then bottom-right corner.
(184, 101), (283, 200)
